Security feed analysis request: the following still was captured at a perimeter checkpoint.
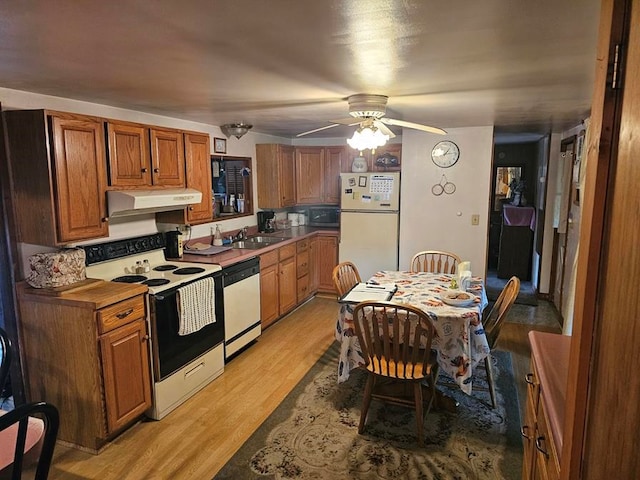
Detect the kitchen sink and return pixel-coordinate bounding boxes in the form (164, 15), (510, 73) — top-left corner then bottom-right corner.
(231, 236), (288, 249)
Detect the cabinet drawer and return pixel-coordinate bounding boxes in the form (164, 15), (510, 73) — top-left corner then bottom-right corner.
(279, 243), (296, 260)
(535, 399), (560, 480)
(296, 250), (309, 278)
(297, 274), (310, 303)
(296, 239), (308, 253)
(260, 250), (279, 269)
(98, 296), (146, 334)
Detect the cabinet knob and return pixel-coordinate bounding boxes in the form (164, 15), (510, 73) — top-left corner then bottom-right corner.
(142, 334), (150, 341)
(141, 168), (148, 173)
(154, 168), (160, 173)
(189, 206), (194, 211)
(102, 217), (109, 223)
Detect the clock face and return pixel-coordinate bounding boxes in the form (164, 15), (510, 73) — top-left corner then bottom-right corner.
(431, 141), (460, 168)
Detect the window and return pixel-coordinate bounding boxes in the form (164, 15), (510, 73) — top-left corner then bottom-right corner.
(211, 155), (253, 219)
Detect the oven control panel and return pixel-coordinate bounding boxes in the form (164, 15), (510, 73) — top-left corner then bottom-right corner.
(84, 233), (166, 265)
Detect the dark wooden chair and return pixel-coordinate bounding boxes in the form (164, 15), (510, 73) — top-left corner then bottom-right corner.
(477, 276), (520, 408)
(0, 327), (60, 479)
(331, 261), (362, 297)
(410, 250), (461, 274)
(352, 301), (439, 447)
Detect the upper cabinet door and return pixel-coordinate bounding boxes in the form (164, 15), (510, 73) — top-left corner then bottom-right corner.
(51, 115), (109, 242)
(106, 122), (152, 187)
(295, 147), (324, 204)
(150, 128), (186, 187)
(184, 133), (213, 224)
(323, 146), (345, 204)
(279, 145), (296, 207)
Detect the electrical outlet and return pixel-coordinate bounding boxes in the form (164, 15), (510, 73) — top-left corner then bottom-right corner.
(471, 214), (480, 226)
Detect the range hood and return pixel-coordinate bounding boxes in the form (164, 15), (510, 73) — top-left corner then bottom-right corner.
(107, 188), (202, 218)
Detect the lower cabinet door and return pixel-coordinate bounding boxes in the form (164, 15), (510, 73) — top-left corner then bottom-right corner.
(100, 319), (152, 433)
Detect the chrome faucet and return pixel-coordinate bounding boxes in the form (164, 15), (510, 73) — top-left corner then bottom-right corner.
(232, 226), (249, 241)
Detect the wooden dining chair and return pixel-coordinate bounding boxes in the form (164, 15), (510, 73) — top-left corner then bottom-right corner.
(477, 276), (520, 408)
(332, 261), (362, 297)
(410, 250), (461, 274)
(352, 301), (440, 447)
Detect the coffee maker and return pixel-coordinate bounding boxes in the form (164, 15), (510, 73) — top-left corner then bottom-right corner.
(257, 210), (275, 233)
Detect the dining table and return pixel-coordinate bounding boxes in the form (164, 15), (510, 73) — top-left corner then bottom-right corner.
(334, 270), (490, 396)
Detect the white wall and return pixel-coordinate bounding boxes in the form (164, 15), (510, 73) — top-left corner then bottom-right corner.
(399, 126), (494, 275)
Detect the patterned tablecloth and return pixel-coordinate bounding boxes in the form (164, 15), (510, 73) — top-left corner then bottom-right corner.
(335, 270), (490, 395)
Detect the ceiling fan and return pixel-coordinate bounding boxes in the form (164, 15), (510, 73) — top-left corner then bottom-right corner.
(296, 93), (447, 138)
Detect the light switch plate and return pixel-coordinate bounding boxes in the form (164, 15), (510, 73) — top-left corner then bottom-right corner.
(471, 214), (480, 225)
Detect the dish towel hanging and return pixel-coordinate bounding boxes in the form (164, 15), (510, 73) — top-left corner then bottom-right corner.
(176, 277), (216, 336)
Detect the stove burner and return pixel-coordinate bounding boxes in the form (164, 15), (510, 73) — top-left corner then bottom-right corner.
(143, 278), (171, 287)
(113, 275), (147, 283)
(173, 267), (205, 275)
(154, 264), (178, 271)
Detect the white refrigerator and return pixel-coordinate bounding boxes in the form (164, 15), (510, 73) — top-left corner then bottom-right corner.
(339, 172), (400, 281)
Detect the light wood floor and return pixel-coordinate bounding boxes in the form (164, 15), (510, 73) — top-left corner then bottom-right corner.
(46, 296), (561, 479)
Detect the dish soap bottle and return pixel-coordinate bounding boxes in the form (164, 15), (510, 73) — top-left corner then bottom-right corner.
(213, 224), (223, 246)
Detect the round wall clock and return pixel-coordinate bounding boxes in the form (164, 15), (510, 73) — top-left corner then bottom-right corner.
(431, 140), (460, 168)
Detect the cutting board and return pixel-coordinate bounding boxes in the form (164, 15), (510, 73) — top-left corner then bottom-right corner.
(184, 245), (232, 255)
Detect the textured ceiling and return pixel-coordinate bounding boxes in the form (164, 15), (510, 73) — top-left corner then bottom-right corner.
(0, 0), (601, 139)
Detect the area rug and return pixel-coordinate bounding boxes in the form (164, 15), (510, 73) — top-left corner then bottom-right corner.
(215, 342), (522, 479)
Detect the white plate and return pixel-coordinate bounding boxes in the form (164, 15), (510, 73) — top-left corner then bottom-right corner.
(440, 290), (475, 307)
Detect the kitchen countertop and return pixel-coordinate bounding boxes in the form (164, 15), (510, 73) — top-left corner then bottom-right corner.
(179, 226), (339, 268)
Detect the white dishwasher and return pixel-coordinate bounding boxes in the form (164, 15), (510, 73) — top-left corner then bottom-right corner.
(222, 257), (261, 360)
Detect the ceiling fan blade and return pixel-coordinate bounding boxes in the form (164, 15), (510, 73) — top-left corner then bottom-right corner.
(382, 118), (447, 135)
(373, 120), (396, 139)
(296, 124), (342, 137)
(329, 117), (363, 126)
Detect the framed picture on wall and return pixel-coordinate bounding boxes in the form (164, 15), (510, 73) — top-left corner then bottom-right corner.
(214, 137), (227, 154)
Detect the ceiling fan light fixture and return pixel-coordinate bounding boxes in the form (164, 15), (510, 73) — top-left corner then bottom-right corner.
(221, 122), (253, 139)
(347, 125), (389, 152)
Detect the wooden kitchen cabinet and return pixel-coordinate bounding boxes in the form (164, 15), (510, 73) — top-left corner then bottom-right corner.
(309, 236), (319, 294)
(157, 132), (213, 225)
(3, 110), (109, 245)
(259, 250), (280, 328)
(107, 120), (186, 188)
(295, 147), (324, 204)
(296, 238), (312, 302)
(323, 146), (345, 204)
(16, 281), (151, 452)
(278, 243), (298, 315)
(256, 144), (296, 209)
(259, 243), (297, 328)
(523, 332), (568, 480)
(317, 233), (339, 293)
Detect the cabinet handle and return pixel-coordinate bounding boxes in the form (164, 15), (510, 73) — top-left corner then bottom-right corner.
(141, 168), (148, 173)
(116, 308), (134, 319)
(535, 435), (550, 458)
(525, 373), (535, 385)
(520, 425), (531, 440)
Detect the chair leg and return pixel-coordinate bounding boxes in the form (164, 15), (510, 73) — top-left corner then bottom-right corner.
(358, 374), (375, 434)
(413, 382), (424, 447)
(485, 355), (497, 409)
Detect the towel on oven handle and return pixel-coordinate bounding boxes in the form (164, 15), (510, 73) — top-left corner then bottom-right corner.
(176, 277), (216, 336)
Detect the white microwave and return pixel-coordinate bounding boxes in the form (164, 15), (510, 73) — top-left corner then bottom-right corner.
(308, 207), (340, 227)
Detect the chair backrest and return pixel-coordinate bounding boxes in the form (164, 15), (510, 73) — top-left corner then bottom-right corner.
(0, 327), (11, 396)
(352, 301), (436, 379)
(332, 261), (362, 297)
(0, 401), (59, 480)
(410, 250), (461, 274)
(482, 276), (520, 348)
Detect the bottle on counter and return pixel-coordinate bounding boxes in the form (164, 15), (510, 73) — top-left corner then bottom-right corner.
(143, 259), (150, 273)
(135, 261), (144, 274)
(213, 224), (223, 246)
